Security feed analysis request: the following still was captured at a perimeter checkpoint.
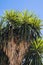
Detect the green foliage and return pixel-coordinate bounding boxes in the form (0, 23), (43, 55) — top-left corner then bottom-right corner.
(0, 10), (41, 42)
(0, 10), (43, 65)
(0, 10), (42, 54)
(1, 10), (41, 28)
(22, 38), (43, 65)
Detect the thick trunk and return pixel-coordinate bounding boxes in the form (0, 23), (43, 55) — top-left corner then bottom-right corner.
(3, 38), (30, 65)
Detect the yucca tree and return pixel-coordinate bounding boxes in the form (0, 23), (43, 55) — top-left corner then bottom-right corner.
(1, 10), (41, 42)
(22, 38), (43, 65)
(0, 10), (43, 65)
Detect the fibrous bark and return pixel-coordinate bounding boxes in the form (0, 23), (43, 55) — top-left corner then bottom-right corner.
(2, 38), (30, 65)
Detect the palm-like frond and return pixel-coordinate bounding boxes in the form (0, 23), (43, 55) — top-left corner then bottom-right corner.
(0, 10), (43, 65)
(22, 38), (43, 65)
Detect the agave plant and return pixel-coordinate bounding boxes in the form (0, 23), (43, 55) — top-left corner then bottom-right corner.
(22, 38), (43, 65)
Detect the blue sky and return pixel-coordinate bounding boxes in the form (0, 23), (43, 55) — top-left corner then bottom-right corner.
(0, 0), (43, 19)
(0, 0), (43, 35)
